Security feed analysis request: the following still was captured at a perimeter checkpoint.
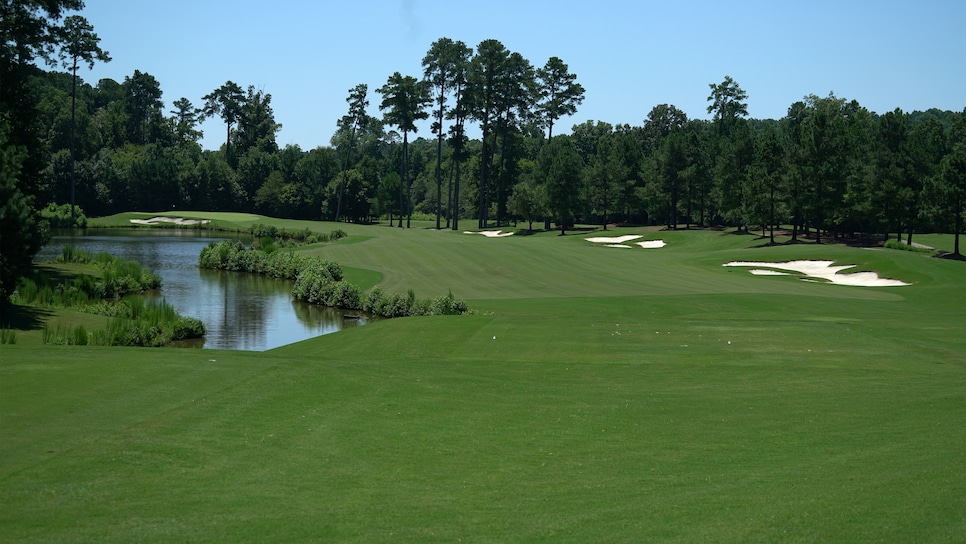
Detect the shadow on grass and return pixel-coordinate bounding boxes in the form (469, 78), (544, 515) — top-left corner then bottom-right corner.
(32, 263), (93, 282)
(0, 304), (52, 331)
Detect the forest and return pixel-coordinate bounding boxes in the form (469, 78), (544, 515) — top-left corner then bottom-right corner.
(3, 2), (966, 298)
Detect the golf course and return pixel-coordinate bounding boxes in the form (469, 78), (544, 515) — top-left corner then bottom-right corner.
(2, 212), (964, 542)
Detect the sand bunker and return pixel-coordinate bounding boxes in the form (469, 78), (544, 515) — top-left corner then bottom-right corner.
(586, 234), (666, 249)
(130, 216), (211, 226)
(723, 260), (910, 287)
(585, 235), (642, 244)
(463, 230), (514, 238)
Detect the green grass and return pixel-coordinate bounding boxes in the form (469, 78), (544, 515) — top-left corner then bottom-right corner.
(2, 222), (965, 542)
(910, 232), (962, 254)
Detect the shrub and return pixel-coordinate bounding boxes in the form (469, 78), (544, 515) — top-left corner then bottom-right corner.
(884, 240), (934, 253)
(249, 224), (346, 248)
(379, 292), (412, 318)
(429, 291), (468, 316)
(173, 316), (206, 340)
(41, 202), (87, 229)
(202, 239), (467, 319)
(362, 286), (384, 315)
(327, 281), (362, 310)
(256, 237), (277, 254)
(251, 223), (279, 239)
(200, 241), (342, 282)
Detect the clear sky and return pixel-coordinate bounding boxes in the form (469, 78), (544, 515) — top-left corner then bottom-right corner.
(75, 0), (965, 151)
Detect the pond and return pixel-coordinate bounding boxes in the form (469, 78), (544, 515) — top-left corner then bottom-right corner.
(36, 229), (374, 351)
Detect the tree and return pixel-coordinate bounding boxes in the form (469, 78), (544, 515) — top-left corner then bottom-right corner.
(423, 37), (471, 230)
(201, 81), (245, 164)
(650, 128), (689, 229)
(707, 76), (751, 230)
(793, 93), (858, 242)
(334, 83), (369, 222)
(235, 147), (276, 205)
(508, 176), (543, 231)
(641, 104), (688, 155)
(782, 101), (812, 241)
(639, 106), (688, 227)
(611, 124), (647, 224)
(923, 140), (966, 256)
(873, 108), (909, 239)
(123, 70), (163, 144)
(0, 0), (83, 300)
(584, 129), (627, 230)
(707, 75), (748, 128)
(170, 97), (202, 143)
(292, 146), (339, 219)
(745, 123), (785, 243)
(234, 85), (280, 155)
(377, 72), (431, 228)
(540, 136), (584, 235)
(535, 56), (585, 140)
(447, 123), (470, 229)
(902, 118), (946, 243)
(492, 51), (535, 226)
(680, 120), (713, 227)
(59, 14), (109, 222)
(0, 123), (49, 299)
(467, 39), (510, 228)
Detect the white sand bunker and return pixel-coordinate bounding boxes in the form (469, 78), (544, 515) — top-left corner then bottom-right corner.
(723, 260), (910, 287)
(586, 235), (666, 249)
(463, 230), (514, 238)
(130, 216), (211, 226)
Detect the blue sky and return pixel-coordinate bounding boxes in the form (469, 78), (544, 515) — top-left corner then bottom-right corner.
(75, 0), (965, 150)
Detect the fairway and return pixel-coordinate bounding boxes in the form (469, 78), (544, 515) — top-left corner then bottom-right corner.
(3, 219), (965, 542)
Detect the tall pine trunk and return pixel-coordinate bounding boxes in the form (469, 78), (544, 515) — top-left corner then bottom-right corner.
(435, 130), (443, 229)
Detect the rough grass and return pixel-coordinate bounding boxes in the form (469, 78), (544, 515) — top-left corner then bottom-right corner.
(2, 221), (964, 542)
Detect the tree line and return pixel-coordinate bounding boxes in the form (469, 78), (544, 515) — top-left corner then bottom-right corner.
(3, 2), (965, 297)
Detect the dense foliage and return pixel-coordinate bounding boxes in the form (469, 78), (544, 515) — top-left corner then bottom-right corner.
(19, 36), (966, 246)
(199, 240), (468, 318)
(4, 3), (965, 304)
(40, 202), (87, 228)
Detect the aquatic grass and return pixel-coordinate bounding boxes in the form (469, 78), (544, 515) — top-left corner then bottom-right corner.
(18, 252), (201, 347)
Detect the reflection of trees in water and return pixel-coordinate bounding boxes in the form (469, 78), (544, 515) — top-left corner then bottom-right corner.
(199, 268), (374, 350)
(201, 269), (291, 350)
(291, 300), (375, 333)
(40, 234), (372, 350)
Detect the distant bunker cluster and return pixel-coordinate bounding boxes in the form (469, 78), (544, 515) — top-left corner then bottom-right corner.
(584, 235), (666, 249)
(460, 230), (908, 287)
(463, 230), (515, 238)
(723, 260), (910, 287)
(130, 216), (211, 226)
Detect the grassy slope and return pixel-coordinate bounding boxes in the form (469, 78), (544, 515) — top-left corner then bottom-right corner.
(3, 218), (965, 542)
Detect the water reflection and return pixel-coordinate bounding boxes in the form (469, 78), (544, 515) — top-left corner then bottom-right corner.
(37, 230), (372, 351)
